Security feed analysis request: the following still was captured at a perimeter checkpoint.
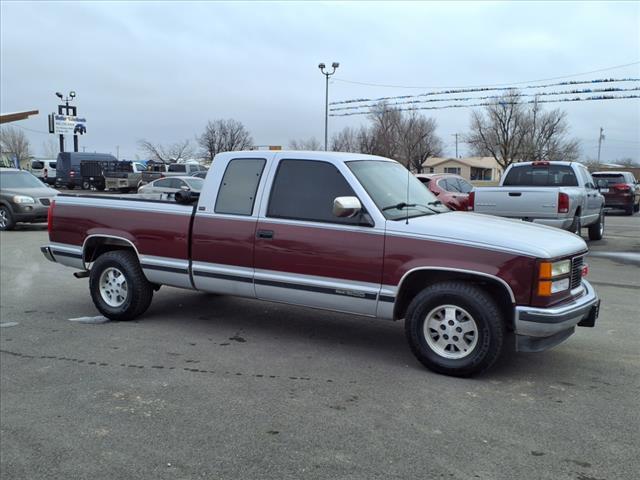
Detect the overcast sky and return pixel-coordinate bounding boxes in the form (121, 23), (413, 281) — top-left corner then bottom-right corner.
(1, 1), (639, 162)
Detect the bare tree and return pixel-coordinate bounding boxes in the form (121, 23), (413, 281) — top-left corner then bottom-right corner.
(330, 127), (360, 152)
(198, 119), (253, 162)
(41, 138), (59, 158)
(368, 102), (403, 159)
(465, 90), (528, 170)
(289, 137), (322, 150)
(0, 126), (31, 169)
(137, 139), (195, 163)
(520, 99), (580, 162)
(398, 112), (444, 172)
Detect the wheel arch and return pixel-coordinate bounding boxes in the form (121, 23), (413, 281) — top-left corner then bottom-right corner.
(393, 267), (515, 329)
(82, 234), (141, 268)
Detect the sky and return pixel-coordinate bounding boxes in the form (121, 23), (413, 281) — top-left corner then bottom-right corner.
(1, 1), (639, 162)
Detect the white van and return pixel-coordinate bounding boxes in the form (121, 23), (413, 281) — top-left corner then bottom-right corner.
(31, 159), (57, 185)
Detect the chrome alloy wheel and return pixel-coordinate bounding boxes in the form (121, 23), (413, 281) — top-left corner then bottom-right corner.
(99, 267), (128, 307)
(423, 304), (478, 359)
(0, 208), (7, 228)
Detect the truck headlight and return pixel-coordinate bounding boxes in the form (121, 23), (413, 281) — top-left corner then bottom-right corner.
(13, 195), (35, 204)
(537, 259), (572, 296)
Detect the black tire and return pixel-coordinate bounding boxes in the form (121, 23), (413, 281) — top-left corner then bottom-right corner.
(0, 205), (16, 231)
(96, 184), (105, 191)
(634, 201), (640, 213)
(89, 250), (153, 321)
(570, 214), (581, 235)
(67, 184), (75, 190)
(588, 211), (605, 241)
(404, 281), (505, 377)
(624, 204), (634, 216)
(82, 179), (91, 190)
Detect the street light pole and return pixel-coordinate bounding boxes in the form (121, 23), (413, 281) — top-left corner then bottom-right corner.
(318, 62), (339, 151)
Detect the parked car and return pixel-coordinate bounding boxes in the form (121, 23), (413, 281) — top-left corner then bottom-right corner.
(0, 169), (58, 230)
(30, 159), (57, 185)
(164, 163), (208, 177)
(42, 151), (599, 377)
(470, 161), (605, 240)
(415, 173), (472, 211)
(191, 170), (208, 179)
(591, 171), (639, 215)
(137, 176), (204, 195)
(55, 152), (117, 189)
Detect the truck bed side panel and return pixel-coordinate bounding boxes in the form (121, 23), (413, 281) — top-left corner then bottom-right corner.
(50, 195), (193, 288)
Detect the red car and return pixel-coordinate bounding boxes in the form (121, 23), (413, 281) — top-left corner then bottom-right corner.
(415, 173), (473, 211)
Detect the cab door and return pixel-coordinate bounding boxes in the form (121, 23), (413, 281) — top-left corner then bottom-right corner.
(253, 158), (384, 316)
(190, 156), (268, 297)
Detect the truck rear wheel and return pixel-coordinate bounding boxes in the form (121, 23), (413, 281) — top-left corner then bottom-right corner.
(89, 250), (153, 321)
(404, 282), (504, 377)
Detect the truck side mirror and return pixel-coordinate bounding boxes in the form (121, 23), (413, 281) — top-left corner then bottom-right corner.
(333, 196), (362, 218)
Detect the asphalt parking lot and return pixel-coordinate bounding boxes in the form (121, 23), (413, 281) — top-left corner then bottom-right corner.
(1, 215), (638, 480)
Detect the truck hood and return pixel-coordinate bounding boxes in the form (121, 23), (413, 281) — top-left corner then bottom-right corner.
(386, 211), (587, 259)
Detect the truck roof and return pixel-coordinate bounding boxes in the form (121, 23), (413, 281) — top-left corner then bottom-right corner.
(214, 150), (395, 164)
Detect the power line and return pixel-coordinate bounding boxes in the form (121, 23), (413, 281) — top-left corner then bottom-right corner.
(332, 61), (640, 90)
(330, 94), (640, 117)
(5, 124), (50, 135)
(330, 86), (640, 112)
(330, 78), (640, 106)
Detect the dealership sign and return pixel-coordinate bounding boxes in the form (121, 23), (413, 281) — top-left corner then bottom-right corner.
(49, 114), (87, 135)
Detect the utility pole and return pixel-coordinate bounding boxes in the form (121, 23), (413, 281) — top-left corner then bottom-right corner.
(116, 145), (120, 160)
(597, 127), (605, 164)
(318, 62), (340, 151)
(451, 133), (459, 158)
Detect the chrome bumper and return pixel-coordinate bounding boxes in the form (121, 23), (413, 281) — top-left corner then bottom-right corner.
(40, 246), (56, 262)
(532, 217), (574, 230)
(514, 279), (599, 352)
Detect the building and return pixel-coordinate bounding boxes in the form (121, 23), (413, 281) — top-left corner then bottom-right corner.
(422, 157), (503, 182)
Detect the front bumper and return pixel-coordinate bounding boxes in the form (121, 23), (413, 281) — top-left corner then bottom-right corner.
(13, 204), (50, 223)
(515, 279), (599, 352)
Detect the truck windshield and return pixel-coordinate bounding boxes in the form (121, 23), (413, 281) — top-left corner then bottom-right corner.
(503, 164), (579, 187)
(347, 160), (449, 220)
(0, 171), (47, 189)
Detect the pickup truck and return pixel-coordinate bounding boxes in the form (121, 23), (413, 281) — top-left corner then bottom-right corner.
(40, 151), (600, 377)
(469, 161), (605, 240)
(104, 161), (164, 192)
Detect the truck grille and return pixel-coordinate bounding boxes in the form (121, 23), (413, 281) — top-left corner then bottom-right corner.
(570, 256), (584, 289)
(40, 198), (51, 206)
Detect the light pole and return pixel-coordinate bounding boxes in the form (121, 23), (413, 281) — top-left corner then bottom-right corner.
(318, 62), (339, 151)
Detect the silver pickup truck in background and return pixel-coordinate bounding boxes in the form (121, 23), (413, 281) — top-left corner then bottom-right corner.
(469, 161), (605, 240)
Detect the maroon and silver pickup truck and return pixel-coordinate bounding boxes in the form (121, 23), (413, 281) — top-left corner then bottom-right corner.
(41, 151), (600, 376)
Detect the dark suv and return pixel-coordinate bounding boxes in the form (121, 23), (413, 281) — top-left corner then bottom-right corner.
(0, 169), (57, 230)
(592, 171), (640, 215)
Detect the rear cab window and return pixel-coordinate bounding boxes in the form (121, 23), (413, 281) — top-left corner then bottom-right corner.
(168, 164), (186, 173)
(215, 158), (266, 215)
(503, 164), (579, 187)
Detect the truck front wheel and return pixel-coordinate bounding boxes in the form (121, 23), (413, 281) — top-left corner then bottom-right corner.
(89, 250), (153, 321)
(404, 282), (504, 377)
